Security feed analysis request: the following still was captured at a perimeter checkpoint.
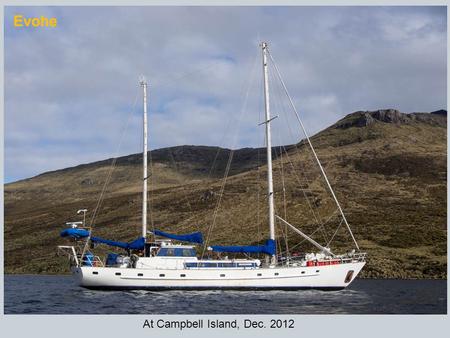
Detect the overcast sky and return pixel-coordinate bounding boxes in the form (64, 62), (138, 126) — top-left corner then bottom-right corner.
(4, 6), (447, 183)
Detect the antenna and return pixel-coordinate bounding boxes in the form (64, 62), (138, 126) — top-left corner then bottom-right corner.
(77, 209), (88, 227)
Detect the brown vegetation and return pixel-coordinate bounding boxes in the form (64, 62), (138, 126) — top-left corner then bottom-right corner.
(4, 109), (447, 278)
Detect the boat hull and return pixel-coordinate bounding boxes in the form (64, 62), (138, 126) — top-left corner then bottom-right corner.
(72, 261), (365, 290)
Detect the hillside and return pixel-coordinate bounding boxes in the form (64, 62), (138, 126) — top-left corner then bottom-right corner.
(4, 109), (447, 278)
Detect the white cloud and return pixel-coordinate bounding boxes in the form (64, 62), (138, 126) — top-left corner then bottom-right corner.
(4, 6), (447, 182)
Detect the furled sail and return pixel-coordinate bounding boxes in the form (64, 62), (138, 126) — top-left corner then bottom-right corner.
(211, 239), (276, 255)
(90, 236), (145, 250)
(60, 228), (90, 239)
(152, 229), (203, 244)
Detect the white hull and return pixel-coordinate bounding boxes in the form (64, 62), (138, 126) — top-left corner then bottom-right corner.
(73, 261), (365, 290)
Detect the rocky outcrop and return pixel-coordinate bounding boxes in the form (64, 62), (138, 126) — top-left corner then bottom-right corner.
(431, 109), (447, 116)
(334, 109), (447, 129)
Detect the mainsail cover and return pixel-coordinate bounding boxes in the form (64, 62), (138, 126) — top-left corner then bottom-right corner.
(90, 236), (145, 250)
(211, 239), (276, 255)
(60, 228), (90, 239)
(152, 229), (203, 244)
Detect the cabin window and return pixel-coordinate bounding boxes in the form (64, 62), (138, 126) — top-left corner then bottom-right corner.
(301, 271), (305, 274)
(138, 273), (143, 277)
(92, 271), (98, 275)
(220, 274), (225, 277)
(156, 248), (174, 257)
(180, 274), (186, 277)
(159, 274), (165, 277)
(257, 273), (262, 277)
(157, 248), (196, 257)
(115, 272), (121, 276)
(316, 270), (320, 273)
(219, 262), (235, 268)
(182, 249), (196, 257)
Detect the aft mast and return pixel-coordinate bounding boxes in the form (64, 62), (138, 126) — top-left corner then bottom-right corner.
(140, 77), (148, 240)
(261, 42), (276, 265)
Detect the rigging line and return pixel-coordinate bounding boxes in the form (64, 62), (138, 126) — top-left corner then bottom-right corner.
(327, 217), (344, 248)
(147, 138), (156, 241)
(277, 217), (333, 256)
(279, 143), (326, 237)
(154, 69), (238, 235)
(151, 59), (226, 92)
(269, 116), (291, 254)
(275, 215), (290, 257)
(206, 109), (236, 181)
(271, 64), (329, 245)
(88, 88), (140, 228)
(269, 57), (330, 243)
(256, 70), (264, 243)
(274, 194), (334, 256)
(321, 207), (340, 227)
(267, 80), (292, 251)
(166, 147), (193, 213)
(201, 149), (234, 258)
(201, 46), (259, 257)
(266, 68), (289, 247)
(268, 50), (360, 250)
(278, 144), (290, 256)
(271, 149), (279, 258)
(268, 62), (329, 244)
(272, 52), (328, 242)
(82, 87), (140, 258)
(280, 142), (330, 245)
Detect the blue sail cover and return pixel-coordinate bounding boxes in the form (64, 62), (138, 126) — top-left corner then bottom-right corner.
(60, 228), (90, 239)
(153, 229), (203, 244)
(90, 236), (145, 250)
(211, 239), (276, 255)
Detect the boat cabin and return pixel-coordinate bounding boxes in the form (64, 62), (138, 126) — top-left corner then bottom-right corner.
(143, 241), (197, 258)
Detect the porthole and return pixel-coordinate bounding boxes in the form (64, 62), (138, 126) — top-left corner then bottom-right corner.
(159, 274), (165, 277)
(345, 270), (354, 283)
(180, 274), (186, 277)
(257, 273), (262, 277)
(301, 271), (305, 274)
(274, 272), (279, 276)
(220, 274), (225, 277)
(92, 271), (98, 275)
(316, 270), (320, 273)
(115, 272), (121, 276)
(138, 273), (143, 277)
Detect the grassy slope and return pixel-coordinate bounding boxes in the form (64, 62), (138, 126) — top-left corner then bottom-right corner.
(4, 111), (447, 278)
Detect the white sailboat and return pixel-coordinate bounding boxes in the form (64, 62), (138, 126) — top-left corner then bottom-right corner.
(58, 42), (366, 290)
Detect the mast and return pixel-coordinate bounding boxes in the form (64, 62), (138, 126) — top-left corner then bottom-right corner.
(140, 77), (148, 240)
(261, 42), (276, 264)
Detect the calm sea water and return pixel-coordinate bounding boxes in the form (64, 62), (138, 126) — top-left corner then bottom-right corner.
(4, 275), (447, 314)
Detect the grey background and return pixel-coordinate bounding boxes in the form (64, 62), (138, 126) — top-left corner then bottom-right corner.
(1, 1), (448, 337)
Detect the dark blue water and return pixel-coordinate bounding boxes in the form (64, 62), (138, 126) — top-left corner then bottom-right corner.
(4, 275), (446, 314)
